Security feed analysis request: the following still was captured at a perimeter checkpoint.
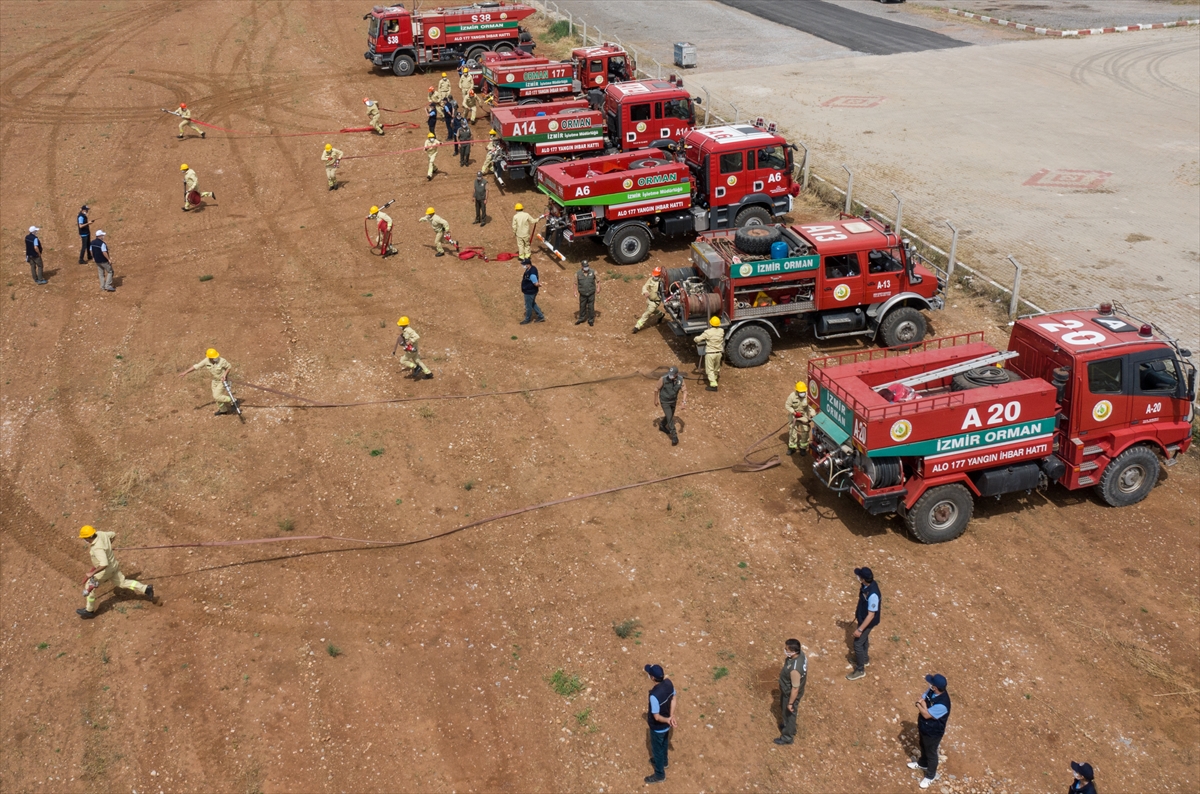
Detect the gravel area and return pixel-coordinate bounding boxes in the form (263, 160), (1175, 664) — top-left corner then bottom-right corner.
(915, 0), (1200, 29)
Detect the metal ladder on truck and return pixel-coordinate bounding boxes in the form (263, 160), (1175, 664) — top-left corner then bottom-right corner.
(872, 351), (1019, 392)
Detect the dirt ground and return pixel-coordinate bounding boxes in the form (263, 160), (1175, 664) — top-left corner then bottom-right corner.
(1, 3), (1197, 793)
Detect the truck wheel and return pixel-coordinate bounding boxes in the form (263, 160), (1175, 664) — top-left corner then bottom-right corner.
(391, 55), (415, 77)
(465, 45), (488, 63)
(533, 155), (564, 170)
(906, 484), (973, 544)
(494, 42), (515, 54)
(878, 307), (927, 348)
(733, 224), (782, 255)
(726, 325), (772, 368)
(1095, 445), (1160, 507)
(609, 225), (650, 265)
(734, 205), (772, 227)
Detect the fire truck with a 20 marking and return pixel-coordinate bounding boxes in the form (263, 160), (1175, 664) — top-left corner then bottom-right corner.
(807, 303), (1195, 543)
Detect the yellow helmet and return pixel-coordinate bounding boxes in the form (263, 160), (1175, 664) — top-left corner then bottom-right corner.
(369, 206), (379, 215)
(397, 316), (410, 327)
(324, 143), (332, 151)
(441, 72), (448, 77)
(489, 129), (497, 136)
(206, 348), (219, 359)
(179, 163), (189, 171)
(709, 316), (721, 327)
(795, 381), (807, 393)
(427, 132), (435, 139)
(514, 203), (524, 210)
(79, 525), (96, 539)
(426, 207), (436, 215)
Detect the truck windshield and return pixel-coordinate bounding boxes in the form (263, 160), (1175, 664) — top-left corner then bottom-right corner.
(663, 98), (690, 121)
(756, 146), (787, 170)
(369, 17), (380, 37)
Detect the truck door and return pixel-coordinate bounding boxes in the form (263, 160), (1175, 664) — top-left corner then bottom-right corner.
(622, 101), (653, 148)
(866, 247), (904, 301)
(1128, 349), (1184, 433)
(661, 96), (693, 140)
(751, 143), (789, 199)
(819, 252), (865, 308)
(587, 58), (606, 87)
(711, 149), (745, 206)
(1076, 354), (1131, 437)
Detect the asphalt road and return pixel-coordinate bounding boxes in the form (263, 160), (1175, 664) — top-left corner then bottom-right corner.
(717, 0), (970, 54)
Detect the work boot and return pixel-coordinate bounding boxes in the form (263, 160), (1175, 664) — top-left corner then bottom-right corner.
(588, 320), (594, 326)
(787, 447), (798, 456)
(644, 774), (665, 785)
(519, 319), (532, 325)
(427, 175), (433, 181)
(435, 251), (445, 257)
(534, 316), (545, 323)
(77, 609), (97, 620)
(145, 585), (155, 601)
(632, 326), (640, 334)
(575, 318), (586, 325)
(706, 385), (718, 392)
(211, 192), (216, 201)
(670, 435), (679, 446)
(773, 737), (793, 745)
(177, 135), (184, 139)
(846, 668), (866, 681)
(424, 371), (434, 380)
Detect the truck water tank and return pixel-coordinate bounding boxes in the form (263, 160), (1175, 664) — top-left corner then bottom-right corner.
(770, 240), (789, 260)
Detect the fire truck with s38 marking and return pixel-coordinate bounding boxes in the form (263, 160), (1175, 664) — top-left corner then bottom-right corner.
(807, 303), (1196, 543)
(364, 2), (536, 77)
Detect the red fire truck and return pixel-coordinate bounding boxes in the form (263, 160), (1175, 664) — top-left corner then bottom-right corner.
(662, 215), (945, 366)
(489, 78), (695, 181)
(480, 44), (634, 105)
(363, 2), (536, 77)
(807, 303), (1196, 543)
(537, 122), (798, 264)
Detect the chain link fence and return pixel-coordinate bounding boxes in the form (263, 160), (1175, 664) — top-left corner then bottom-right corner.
(531, 0), (1044, 317)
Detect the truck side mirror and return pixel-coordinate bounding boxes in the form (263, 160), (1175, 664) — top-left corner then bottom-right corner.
(363, 13), (371, 20)
(1186, 367), (1196, 402)
(693, 97), (702, 104)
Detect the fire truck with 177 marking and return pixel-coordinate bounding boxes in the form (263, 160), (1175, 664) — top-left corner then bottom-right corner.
(806, 303), (1195, 543)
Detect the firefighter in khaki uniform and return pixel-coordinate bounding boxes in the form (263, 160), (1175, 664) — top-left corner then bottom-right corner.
(419, 207), (451, 256)
(368, 206), (398, 256)
(632, 267), (665, 333)
(364, 98), (384, 135)
(459, 69), (474, 103)
(694, 316), (725, 392)
(481, 130), (499, 174)
(77, 525), (153, 619)
(425, 133), (440, 179)
(464, 89), (480, 124)
(178, 348), (238, 415)
(392, 316), (433, 379)
(511, 203), (537, 264)
(434, 72), (452, 102)
(786, 381), (816, 454)
(181, 164), (215, 211)
(322, 143), (343, 190)
(174, 103), (205, 139)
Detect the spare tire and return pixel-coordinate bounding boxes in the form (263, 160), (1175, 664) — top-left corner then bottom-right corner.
(627, 158), (662, 170)
(663, 266), (695, 291)
(951, 366), (1023, 391)
(734, 225), (782, 255)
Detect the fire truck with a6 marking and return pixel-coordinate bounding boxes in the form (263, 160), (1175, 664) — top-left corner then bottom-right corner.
(807, 303), (1195, 543)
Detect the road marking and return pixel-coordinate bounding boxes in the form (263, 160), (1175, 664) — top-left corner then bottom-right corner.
(1023, 169), (1113, 189)
(821, 96), (886, 109)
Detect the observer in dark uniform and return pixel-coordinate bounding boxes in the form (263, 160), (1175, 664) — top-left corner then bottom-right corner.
(654, 367), (686, 446)
(775, 638), (807, 745)
(574, 259), (599, 326)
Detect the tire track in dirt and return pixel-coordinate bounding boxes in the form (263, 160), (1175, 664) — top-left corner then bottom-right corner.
(1068, 38), (1196, 102)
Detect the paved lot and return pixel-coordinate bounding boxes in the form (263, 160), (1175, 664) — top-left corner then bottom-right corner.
(544, 1), (1200, 350)
(717, 0), (968, 54)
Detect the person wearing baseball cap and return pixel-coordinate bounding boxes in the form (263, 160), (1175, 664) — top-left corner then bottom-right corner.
(90, 230), (115, 292)
(643, 663), (677, 784)
(847, 566), (881, 681)
(908, 673), (951, 788)
(24, 226), (46, 284)
(1068, 761), (1096, 794)
(654, 366), (686, 446)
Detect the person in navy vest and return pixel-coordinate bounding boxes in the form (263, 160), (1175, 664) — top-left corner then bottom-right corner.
(908, 673), (951, 789)
(519, 260), (545, 324)
(643, 663), (677, 785)
(847, 566), (880, 681)
(77, 205), (93, 264)
(90, 230), (115, 292)
(1068, 761), (1097, 794)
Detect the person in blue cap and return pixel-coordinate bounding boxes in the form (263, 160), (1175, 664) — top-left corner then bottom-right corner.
(847, 566), (880, 681)
(908, 673), (951, 789)
(643, 663), (677, 785)
(1068, 761), (1096, 794)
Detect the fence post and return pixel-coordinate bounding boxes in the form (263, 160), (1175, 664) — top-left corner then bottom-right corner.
(944, 221), (958, 280)
(656, 60), (662, 80)
(703, 88), (711, 125)
(596, 27), (602, 44)
(1006, 255), (1023, 318)
(582, 21), (586, 46)
(842, 164), (854, 215)
(731, 102), (739, 123)
(890, 191), (903, 236)
(567, 11), (573, 37)
(797, 141), (810, 191)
